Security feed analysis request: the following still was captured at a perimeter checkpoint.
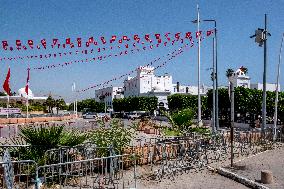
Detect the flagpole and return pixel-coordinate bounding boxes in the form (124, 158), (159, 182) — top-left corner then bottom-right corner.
(7, 95), (9, 119)
(197, 4), (202, 127)
(26, 67), (30, 119)
(26, 96), (29, 119)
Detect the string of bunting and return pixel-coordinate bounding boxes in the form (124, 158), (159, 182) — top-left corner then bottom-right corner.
(32, 35), (189, 70)
(1, 36), (184, 62)
(0, 30), (214, 52)
(78, 42), (191, 93)
(31, 29), (213, 70)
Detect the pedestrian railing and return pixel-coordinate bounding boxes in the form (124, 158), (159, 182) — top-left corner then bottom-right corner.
(0, 128), (284, 188)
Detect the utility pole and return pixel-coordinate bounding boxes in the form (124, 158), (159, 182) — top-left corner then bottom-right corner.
(212, 37), (216, 133)
(250, 14), (270, 136)
(214, 21), (219, 132)
(230, 81), (234, 167)
(273, 33), (284, 141)
(193, 19), (218, 131)
(197, 4), (202, 127)
(72, 82), (76, 117)
(263, 14), (267, 136)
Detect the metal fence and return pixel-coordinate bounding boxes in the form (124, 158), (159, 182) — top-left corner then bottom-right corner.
(0, 128), (283, 188)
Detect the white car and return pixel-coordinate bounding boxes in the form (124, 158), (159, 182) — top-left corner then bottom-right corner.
(82, 112), (96, 119)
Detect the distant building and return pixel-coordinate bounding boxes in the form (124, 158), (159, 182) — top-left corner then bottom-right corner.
(95, 86), (124, 111)
(228, 67), (280, 92)
(0, 87), (48, 105)
(123, 66), (172, 96)
(95, 66), (213, 110)
(228, 68), (250, 88)
(250, 83), (280, 92)
(172, 82), (211, 95)
(123, 66), (173, 109)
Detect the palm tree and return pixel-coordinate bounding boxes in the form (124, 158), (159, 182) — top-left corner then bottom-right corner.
(45, 95), (55, 113)
(226, 68), (234, 79)
(55, 98), (66, 114)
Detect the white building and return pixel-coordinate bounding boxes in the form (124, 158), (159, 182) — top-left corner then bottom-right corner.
(95, 86), (124, 110)
(123, 66), (172, 96)
(0, 87), (48, 105)
(172, 82), (211, 95)
(250, 83), (280, 92)
(228, 67), (280, 92)
(228, 68), (250, 88)
(123, 66), (173, 109)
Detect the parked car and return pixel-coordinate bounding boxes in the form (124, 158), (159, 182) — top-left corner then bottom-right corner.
(127, 111), (148, 120)
(82, 112), (96, 119)
(96, 113), (111, 119)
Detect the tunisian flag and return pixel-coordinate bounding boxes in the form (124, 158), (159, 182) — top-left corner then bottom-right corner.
(25, 68), (30, 95)
(3, 67), (11, 96)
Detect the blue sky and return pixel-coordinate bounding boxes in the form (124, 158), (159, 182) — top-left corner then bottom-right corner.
(0, 0), (283, 102)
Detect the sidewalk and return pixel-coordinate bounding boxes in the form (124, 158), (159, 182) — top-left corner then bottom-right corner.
(136, 169), (249, 189)
(228, 146), (284, 189)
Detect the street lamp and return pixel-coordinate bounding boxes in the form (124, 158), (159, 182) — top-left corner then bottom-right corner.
(273, 33), (284, 140)
(192, 18), (218, 131)
(99, 94), (107, 114)
(250, 14), (271, 136)
(206, 67), (216, 134)
(191, 5), (202, 127)
(72, 82), (77, 117)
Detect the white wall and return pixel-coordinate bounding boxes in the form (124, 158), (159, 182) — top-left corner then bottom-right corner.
(250, 83), (280, 92)
(95, 86), (124, 108)
(124, 66), (173, 97)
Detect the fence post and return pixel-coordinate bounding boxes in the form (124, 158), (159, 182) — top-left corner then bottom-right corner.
(35, 166), (39, 189)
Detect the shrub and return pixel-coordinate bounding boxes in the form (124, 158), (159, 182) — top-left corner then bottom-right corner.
(12, 125), (87, 164)
(59, 129), (88, 147)
(91, 119), (136, 156)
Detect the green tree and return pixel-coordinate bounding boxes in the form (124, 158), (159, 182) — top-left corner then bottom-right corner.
(55, 98), (66, 114)
(113, 96), (158, 113)
(0, 92), (7, 96)
(44, 95), (56, 113)
(69, 98), (105, 113)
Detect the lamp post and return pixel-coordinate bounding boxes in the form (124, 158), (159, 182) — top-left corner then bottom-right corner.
(273, 33), (284, 140)
(191, 5), (202, 127)
(72, 82), (77, 117)
(250, 14), (271, 136)
(207, 67), (216, 133)
(203, 20), (218, 131)
(192, 18), (218, 130)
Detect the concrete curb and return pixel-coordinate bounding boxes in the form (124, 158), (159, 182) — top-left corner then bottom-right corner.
(208, 166), (269, 189)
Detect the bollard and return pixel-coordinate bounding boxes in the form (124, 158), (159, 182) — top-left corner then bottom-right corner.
(0, 126), (3, 138)
(261, 170), (273, 184)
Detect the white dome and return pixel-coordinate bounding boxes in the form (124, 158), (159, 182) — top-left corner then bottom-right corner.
(18, 88), (34, 99)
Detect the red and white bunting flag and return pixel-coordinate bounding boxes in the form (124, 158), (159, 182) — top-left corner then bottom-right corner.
(25, 68), (30, 95)
(196, 31), (202, 38)
(206, 30), (214, 36)
(3, 67), (11, 96)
